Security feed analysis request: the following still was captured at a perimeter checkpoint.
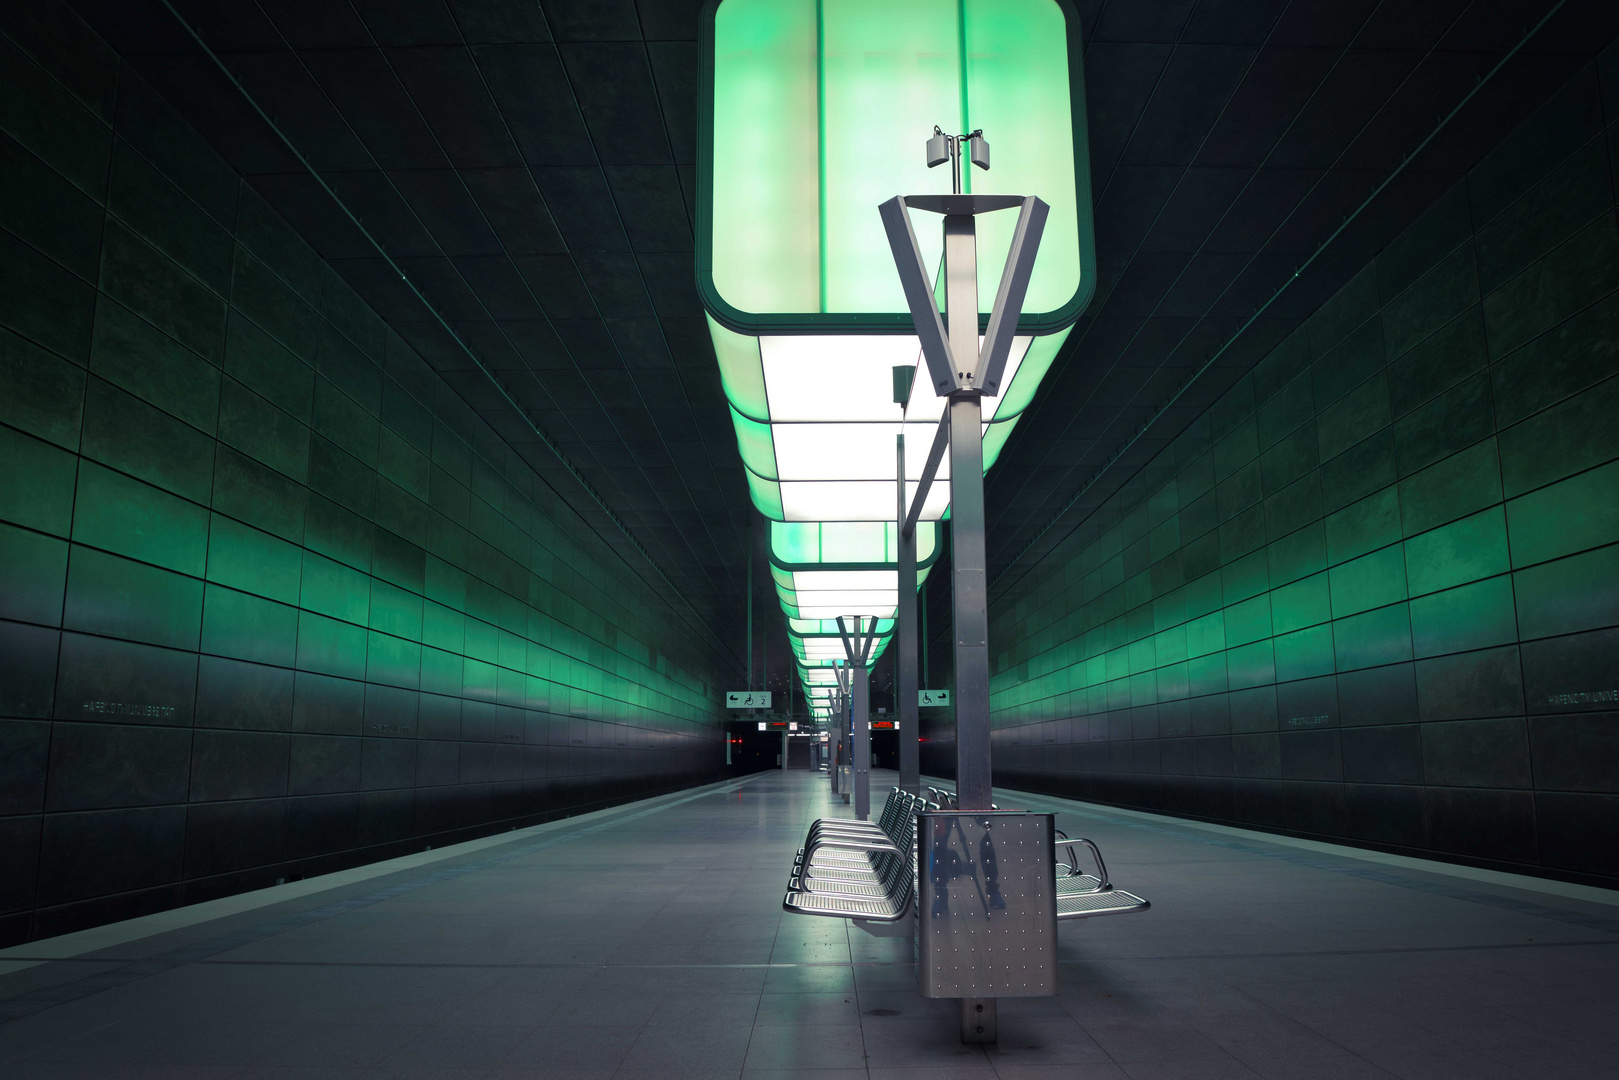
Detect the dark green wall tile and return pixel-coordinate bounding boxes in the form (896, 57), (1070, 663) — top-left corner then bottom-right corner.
(80, 377), (215, 504)
(70, 461), (208, 577)
(112, 71), (238, 229)
(0, 522), (68, 626)
(0, 325), (85, 449)
(206, 513), (302, 606)
(1311, 320), (1385, 411)
(53, 631), (195, 725)
(0, 37), (110, 198)
(1342, 725), (1422, 784)
(1387, 308), (1486, 419)
(1376, 183), (1472, 305)
(1381, 242), (1478, 363)
(316, 320), (382, 415)
(232, 247), (318, 360)
(90, 300), (219, 434)
(1408, 575), (1518, 659)
(36, 804), (186, 905)
(1414, 644), (1524, 723)
(1475, 137), (1612, 295)
(107, 140), (233, 296)
(1491, 291), (1619, 429)
(0, 132), (102, 281)
(312, 377), (379, 467)
(1333, 604), (1412, 671)
(1506, 459), (1619, 568)
(0, 620), (59, 718)
(1260, 422), (1317, 494)
(1536, 792), (1619, 873)
(1483, 215), (1619, 360)
(211, 445), (306, 544)
(1397, 439), (1501, 537)
(1514, 543), (1619, 639)
(99, 221), (224, 363)
(1528, 714), (1619, 793)
(217, 378), (310, 483)
(188, 730), (289, 802)
(1404, 507), (1509, 597)
(195, 655), (293, 732)
(63, 546), (203, 651)
(200, 584), (299, 668)
(1520, 626), (1619, 714)
(1329, 546), (1407, 619)
(295, 610), (368, 681)
(1426, 786), (1537, 861)
(1316, 374), (1389, 463)
(1422, 717), (1531, 788)
(0, 228), (97, 362)
(1393, 372), (1494, 479)
(1, 1), (118, 123)
(1346, 783), (1426, 847)
(1263, 473), (1321, 542)
(0, 719), (49, 814)
(1317, 428), (1395, 515)
(1469, 66), (1603, 227)
(1256, 373), (1313, 449)
(288, 734), (360, 796)
(1308, 260), (1379, 357)
(44, 722), (191, 811)
(183, 798), (286, 877)
(1325, 488), (1401, 566)
(237, 185), (320, 306)
(223, 311), (313, 423)
(1498, 373), (1619, 498)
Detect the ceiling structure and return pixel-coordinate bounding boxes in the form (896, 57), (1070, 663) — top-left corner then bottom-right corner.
(67, 0), (1619, 691)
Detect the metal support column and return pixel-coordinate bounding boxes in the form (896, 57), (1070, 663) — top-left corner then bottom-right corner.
(896, 435), (920, 794)
(880, 126), (1049, 1047)
(851, 659), (870, 817)
(941, 209), (992, 813)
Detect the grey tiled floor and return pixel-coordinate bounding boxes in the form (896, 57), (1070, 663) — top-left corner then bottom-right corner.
(2, 769), (1617, 1079)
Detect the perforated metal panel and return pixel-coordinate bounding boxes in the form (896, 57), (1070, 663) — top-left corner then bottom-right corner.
(917, 811), (1057, 998)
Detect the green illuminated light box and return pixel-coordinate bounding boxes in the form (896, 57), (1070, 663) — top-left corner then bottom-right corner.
(771, 521), (940, 619)
(700, 0), (1094, 523)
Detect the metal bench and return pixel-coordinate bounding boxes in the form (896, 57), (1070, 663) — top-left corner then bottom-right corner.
(783, 788), (929, 922)
(1052, 832), (1150, 920)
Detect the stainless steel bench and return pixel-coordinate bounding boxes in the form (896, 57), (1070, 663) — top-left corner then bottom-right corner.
(783, 788), (929, 922)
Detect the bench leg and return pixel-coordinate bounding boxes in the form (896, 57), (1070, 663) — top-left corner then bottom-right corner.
(960, 997), (996, 1043)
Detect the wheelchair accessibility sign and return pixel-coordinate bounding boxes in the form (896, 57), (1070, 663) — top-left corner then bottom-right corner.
(726, 691), (772, 709)
(918, 689), (950, 707)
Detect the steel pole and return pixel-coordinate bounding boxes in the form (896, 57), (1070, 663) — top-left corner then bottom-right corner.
(896, 435), (920, 794)
(853, 653), (871, 819)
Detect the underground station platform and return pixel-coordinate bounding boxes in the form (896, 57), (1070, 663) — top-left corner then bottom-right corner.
(3, 768), (1616, 1079)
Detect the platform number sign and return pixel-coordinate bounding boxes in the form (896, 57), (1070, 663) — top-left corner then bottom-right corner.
(727, 691), (772, 709)
(918, 690), (950, 707)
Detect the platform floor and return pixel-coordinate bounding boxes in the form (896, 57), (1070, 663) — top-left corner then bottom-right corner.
(1, 768), (1616, 1079)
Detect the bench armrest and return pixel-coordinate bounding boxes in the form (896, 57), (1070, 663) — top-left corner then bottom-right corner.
(1055, 837), (1110, 891)
(804, 836), (906, 863)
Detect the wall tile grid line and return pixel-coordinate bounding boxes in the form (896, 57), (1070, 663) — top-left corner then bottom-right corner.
(957, 57), (1619, 883)
(0, 4), (727, 944)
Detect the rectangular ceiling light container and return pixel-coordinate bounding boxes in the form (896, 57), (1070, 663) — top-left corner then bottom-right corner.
(771, 521), (940, 620)
(700, 0), (1094, 522)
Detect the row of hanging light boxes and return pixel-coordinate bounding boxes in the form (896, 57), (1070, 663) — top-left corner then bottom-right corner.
(699, 0), (1096, 714)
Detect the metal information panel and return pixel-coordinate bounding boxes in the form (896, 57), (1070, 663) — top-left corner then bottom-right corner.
(726, 691), (772, 708)
(919, 690), (950, 707)
(917, 811), (1057, 999)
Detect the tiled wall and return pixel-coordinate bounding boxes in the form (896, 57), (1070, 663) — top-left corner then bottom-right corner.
(0, 6), (726, 944)
(955, 60), (1619, 884)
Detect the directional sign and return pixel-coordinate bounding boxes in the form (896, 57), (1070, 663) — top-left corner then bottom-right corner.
(918, 689), (950, 707)
(727, 691), (772, 709)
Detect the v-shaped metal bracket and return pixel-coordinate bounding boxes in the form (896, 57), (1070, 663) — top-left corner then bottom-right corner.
(878, 193), (1049, 398)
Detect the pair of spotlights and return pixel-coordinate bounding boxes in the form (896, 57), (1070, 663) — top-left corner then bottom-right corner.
(925, 125), (990, 171)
